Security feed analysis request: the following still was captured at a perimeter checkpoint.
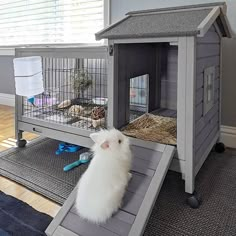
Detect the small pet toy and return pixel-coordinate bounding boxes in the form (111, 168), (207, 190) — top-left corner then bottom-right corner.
(68, 105), (84, 116)
(55, 142), (81, 155)
(91, 106), (105, 120)
(63, 152), (93, 172)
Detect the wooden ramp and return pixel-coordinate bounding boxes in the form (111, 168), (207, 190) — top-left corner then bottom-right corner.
(46, 143), (176, 236)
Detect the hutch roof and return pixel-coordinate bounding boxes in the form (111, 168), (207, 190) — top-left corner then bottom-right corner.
(96, 2), (231, 40)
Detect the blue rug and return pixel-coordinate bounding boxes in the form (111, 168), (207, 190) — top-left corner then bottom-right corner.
(0, 191), (52, 236)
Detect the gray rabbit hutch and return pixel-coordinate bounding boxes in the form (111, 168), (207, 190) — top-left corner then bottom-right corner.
(14, 2), (231, 236)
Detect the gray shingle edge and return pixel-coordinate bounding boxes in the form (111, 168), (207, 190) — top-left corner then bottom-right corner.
(95, 15), (131, 40)
(126, 2), (225, 15)
(96, 30), (199, 41)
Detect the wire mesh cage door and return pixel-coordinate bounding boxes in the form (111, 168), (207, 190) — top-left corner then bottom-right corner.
(22, 56), (108, 131)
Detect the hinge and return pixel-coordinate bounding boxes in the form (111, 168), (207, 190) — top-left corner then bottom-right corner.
(109, 45), (114, 56)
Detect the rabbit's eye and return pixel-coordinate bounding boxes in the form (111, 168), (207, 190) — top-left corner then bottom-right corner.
(118, 139), (122, 144)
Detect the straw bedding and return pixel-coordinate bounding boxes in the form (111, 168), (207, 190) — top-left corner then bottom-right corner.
(122, 113), (176, 145)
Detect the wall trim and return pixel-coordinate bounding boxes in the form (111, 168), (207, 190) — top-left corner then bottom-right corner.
(0, 93), (15, 107)
(221, 125), (236, 148)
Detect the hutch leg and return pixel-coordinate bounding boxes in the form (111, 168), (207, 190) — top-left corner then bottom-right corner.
(16, 130), (27, 148)
(185, 173), (201, 209)
(214, 142), (225, 153)
(15, 94), (27, 148)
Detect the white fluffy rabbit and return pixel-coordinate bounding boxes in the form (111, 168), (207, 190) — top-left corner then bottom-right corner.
(75, 129), (132, 224)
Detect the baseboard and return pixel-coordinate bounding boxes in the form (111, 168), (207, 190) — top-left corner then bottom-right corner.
(0, 93), (15, 107)
(221, 125), (236, 148)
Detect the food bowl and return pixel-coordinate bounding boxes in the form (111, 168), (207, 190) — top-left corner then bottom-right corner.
(92, 97), (108, 105)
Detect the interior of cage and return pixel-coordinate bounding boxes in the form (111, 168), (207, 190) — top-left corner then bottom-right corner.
(116, 43), (178, 145)
(23, 57), (107, 131)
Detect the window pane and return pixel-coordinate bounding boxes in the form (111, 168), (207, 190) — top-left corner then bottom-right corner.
(0, 0), (104, 45)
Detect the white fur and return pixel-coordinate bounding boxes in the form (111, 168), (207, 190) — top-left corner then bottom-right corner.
(75, 129), (132, 224)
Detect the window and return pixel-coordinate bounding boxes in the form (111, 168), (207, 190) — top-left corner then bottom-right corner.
(0, 0), (107, 46)
(203, 66), (215, 115)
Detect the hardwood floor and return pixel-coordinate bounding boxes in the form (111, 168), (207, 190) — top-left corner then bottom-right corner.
(0, 105), (60, 217)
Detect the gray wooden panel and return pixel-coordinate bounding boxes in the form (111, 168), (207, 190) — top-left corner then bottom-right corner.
(165, 63), (178, 78)
(161, 80), (177, 89)
(131, 158), (155, 177)
(161, 55), (177, 110)
(112, 210), (135, 225)
(195, 102), (218, 136)
(152, 108), (177, 118)
(215, 78), (220, 90)
(196, 56), (220, 74)
(195, 126), (219, 163)
(196, 66), (219, 89)
(166, 47), (178, 64)
(195, 89), (219, 123)
(197, 31), (220, 44)
(53, 226), (80, 236)
(214, 88), (219, 103)
(121, 191), (144, 215)
(132, 148), (163, 173)
(129, 137), (166, 152)
(208, 25), (219, 33)
(166, 64), (178, 78)
(194, 24), (220, 169)
(195, 102), (203, 121)
(196, 86), (219, 106)
(70, 208), (132, 236)
(99, 215), (131, 236)
(160, 98), (177, 110)
(160, 79), (177, 110)
(196, 44), (220, 59)
(61, 212), (119, 236)
(195, 87), (204, 106)
(116, 44), (130, 128)
(131, 145), (163, 166)
(127, 173), (152, 197)
(195, 114), (218, 151)
(196, 72), (204, 89)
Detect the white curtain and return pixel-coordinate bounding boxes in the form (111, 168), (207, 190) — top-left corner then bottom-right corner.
(0, 0), (104, 45)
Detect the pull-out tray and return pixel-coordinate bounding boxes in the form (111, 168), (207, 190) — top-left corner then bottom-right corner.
(46, 143), (176, 236)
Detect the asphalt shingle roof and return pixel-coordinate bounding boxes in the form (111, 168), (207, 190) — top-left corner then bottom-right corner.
(95, 2), (228, 40)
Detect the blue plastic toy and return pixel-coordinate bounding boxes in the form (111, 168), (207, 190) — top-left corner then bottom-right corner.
(63, 152), (93, 172)
(56, 142), (81, 155)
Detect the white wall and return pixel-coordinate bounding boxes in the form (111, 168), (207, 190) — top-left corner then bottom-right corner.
(110, 0), (236, 128)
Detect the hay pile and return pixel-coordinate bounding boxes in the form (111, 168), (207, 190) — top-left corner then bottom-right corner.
(122, 113), (176, 145)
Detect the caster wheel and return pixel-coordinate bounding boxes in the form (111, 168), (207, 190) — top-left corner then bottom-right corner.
(186, 192), (201, 209)
(17, 139), (27, 148)
(215, 142), (225, 153)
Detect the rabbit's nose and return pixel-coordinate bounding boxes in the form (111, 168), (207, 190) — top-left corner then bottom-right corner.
(101, 141), (109, 149)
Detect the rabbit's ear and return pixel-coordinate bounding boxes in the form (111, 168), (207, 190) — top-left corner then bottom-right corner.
(90, 132), (100, 143)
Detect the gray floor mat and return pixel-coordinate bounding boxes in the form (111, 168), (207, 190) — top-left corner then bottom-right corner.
(144, 149), (236, 236)
(0, 138), (88, 204)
